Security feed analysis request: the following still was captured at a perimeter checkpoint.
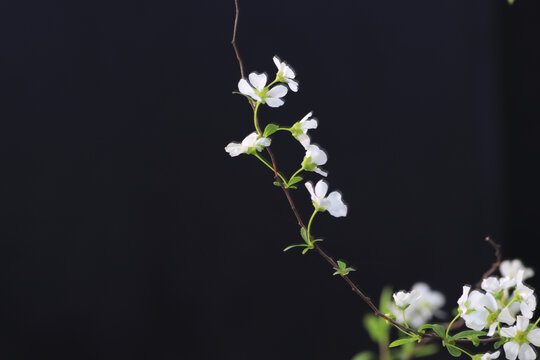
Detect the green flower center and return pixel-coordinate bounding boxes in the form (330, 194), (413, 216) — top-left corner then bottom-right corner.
(515, 331), (528, 345)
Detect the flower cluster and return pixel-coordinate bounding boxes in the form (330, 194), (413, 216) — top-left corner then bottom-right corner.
(225, 56), (347, 224)
(455, 259), (538, 360)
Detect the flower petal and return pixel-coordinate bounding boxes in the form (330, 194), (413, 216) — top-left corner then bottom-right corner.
(300, 119), (318, 132)
(288, 79), (299, 92)
(273, 55), (281, 70)
(528, 329), (540, 347)
(249, 72), (267, 91)
(498, 307), (515, 325)
(326, 191), (348, 217)
(501, 325), (517, 338)
(517, 316), (530, 332)
(503, 341), (519, 360)
(265, 97), (285, 108)
(314, 180), (328, 198)
(305, 182), (316, 202)
(313, 167), (328, 177)
(267, 85), (288, 99)
(224, 142), (245, 157)
(307, 144), (327, 166)
(241, 132), (259, 147)
(297, 134), (311, 149)
(518, 343), (536, 360)
(238, 79), (261, 101)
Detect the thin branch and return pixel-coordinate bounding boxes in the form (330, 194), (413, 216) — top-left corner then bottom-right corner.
(476, 236), (502, 289)
(229, 0), (501, 345)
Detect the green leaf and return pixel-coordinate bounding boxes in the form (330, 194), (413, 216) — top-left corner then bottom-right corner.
(312, 239), (323, 243)
(389, 337), (419, 348)
(273, 181), (282, 187)
(418, 324), (446, 338)
(287, 185), (297, 189)
(471, 335), (480, 346)
(450, 330), (487, 340)
(301, 247), (311, 255)
(283, 244), (307, 252)
(287, 176), (303, 186)
(413, 343), (439, 357)
(300, 227), (308, 242)
(351, 351), (375, 360)
(263, 123), (279, 137)
(446, 345), (462, 357)
(494, 338), (506, 349)
(363, 314), (383, 342)
(337, 260), (346, 269)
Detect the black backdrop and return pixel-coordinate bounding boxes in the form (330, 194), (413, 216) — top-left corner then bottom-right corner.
(0, 1), (539, 359)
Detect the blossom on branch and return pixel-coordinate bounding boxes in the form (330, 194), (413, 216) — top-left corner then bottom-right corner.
(273, 56), (298, 92)
(305, 180), (347, 217)
(501, 316), (540, 360)
(238, 72), (288, 107)
(291, 111), (318, 149)
(301, 144), (328, 176)
(500, 259), (535, 282)
(393, 290), (421, 309)
(225, 132), (271, 157)
(481, 352), (500, 360)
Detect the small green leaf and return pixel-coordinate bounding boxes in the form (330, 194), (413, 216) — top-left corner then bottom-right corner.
(379, 286), (393, 313)
(273, 181), (282, 187)
(389, 337), (419, 348)
(494, 338), (506, 349)
(283, 244), (307, 252)
(413, 343), (439, 357)
(287, 185), (297, 189)
(450, 330), (487, 340)
(301, 247), (311, 255)
(300, 227), (308, 242)
(263, 123), (279, 137)
(351, 351), (375, 360)
(471, 335), (480, 346)
(363, 315), (384, 342)
(337, 260), (346, 269)
(287, 176), (303, 186)
(446, 345), (462, 357)
(418, 324), (446, 338)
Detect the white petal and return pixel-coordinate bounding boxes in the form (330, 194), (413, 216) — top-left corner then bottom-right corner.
(528, 329), (540, 347)
(304, 182), (316, 202)
(504, 341), (519, 360)
(255, 137), (271, 150)
(482, 277), (503, 294)
(267, 85), (288, 99)
(484, 293), (499, 312)
(283, 64), (295, 79)
(241, 132), (259, 147)
(482, 351), (500, 360)
(273, 55), (281, 70)
(518, 343), (536, 360)
(463, 309), (489, 330)
(248, 72), (267, 91)
(238, 79), (261, 101)
(297, 134), (311, 149)
(314, 180), (328, 198)
(300, 119), (318, 132)
(517, 316), (530, 332)
(501, 325), (517, 338)
(521, 302), (534, 319)
(265, 97), (284, 108)
(224, 142), (245, 157)
(300, 111), (313, 122)
(327, 191), (347, 217)
(307, 145), (328, 166)
(458, 286), (471, 309)
(288, 79), (299, 92)
(499, 307), (516, 325)
(488, 323), (498, 336)
(313, 167), (328, 177)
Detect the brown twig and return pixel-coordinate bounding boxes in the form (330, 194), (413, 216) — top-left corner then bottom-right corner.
(476, 236), (502, 289)
(229, 0), (501, 346)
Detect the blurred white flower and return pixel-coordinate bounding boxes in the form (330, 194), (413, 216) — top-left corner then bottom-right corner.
(390, 283), (445, 329)
(482, 276), (515, 294)
(501, 316), (540, 360)
(238, 72), (288, 107)
(225, 132), (271, 157)
(273, 56), (298, 92)
(393, 290), (422, 309)
(500, 259), (534, 282)
(458, 286), (490, 331)
(305, 180), (347, 217)
(302, 144), (328, 176)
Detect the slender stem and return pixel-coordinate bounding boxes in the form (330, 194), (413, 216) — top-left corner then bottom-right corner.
(446, 313), (461, 337)
(253, 153), (287, 183)
(253, 101), (262, 135)
(402, 309), (410, 328)
(533, 317), (540, 328)
(289, 167), (304, 182)
(306, 209), (318, 244)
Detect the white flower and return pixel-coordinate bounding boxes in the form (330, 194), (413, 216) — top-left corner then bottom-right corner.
(483, 276), (515, 294)
(290, 111), (318, 149)
(238, 72), (288, 107)
(273, 56), (298, 92)
(305, 180), (347, 217)
(393, 290), (422, 309)
(301, 144), (328, 176)
(390, 283), (445, 328)
(481, 351), (500, 360)
(458, 286), (491, 331)
(500, 259), (534, 282)
(225, 132), (271, 157)
(501, 316), (540, 360)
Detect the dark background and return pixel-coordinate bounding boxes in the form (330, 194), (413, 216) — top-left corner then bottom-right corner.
(1, 0), (539, 359)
